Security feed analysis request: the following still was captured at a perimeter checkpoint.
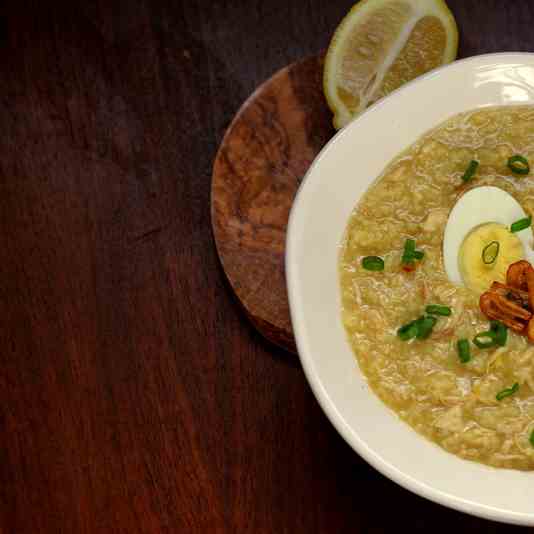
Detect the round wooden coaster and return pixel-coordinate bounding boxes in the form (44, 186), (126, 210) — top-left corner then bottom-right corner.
(211, 54), (334, 353)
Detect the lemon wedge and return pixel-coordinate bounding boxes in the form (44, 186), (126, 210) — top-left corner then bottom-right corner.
(323, 0), (458, 129)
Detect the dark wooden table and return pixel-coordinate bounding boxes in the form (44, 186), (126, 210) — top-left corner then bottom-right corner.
(2, 1), (533, 532)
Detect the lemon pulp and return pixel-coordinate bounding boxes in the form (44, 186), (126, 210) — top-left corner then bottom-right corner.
(323, 0), (458, 129)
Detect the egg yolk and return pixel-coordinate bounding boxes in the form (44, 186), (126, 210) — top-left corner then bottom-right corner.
(459, 222), (524, 294)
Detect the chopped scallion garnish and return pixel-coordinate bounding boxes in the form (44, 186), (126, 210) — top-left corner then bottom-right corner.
(473, 331), (497, 349)
(361, 256), (385, 271)
(507, 155), (530, 175)
(510, 215), (532, 233)
(482, 240), (500, 265)
(425, 304), (452, 317)
(461, 160), (479, 182)
(397, 315), (437, 341)
(530, 430), (534, 448)
(496, 383), (519, 401)
(401, 239), (424, 267)
(397, 320), (418, 341)
(490, 320), (508, 347)
(457, 339), (471, 363)
(402, 239), (416, 263)
(415, 315), (437, 340)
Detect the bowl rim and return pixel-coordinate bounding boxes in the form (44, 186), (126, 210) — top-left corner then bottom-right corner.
(286, 52), (534, 526)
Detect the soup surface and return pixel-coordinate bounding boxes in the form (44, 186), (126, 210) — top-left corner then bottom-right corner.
(340, 106), (534, 470)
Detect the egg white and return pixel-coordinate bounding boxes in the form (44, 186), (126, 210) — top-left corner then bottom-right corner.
(443, 186), (534, 285)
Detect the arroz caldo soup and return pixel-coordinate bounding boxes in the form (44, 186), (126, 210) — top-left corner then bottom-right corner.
(340, 106), (534, 470)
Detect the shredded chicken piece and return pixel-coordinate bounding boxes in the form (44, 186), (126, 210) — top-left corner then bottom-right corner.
(511, 347), (534, 391)
(502, 438), (515, 454)
(433, 405), (464, 432)
(486, 347), (508, 375)
(432, 283), (459, 302)
(444, 299), (464, 330)
(494, 453), (528, 461)
(514, 367), (534, 391)
(417, 279), (429, 301)
(368, 308), (387, 331)
(421, 209), (448, 233)
(437, 395), (465, 406)
(514, 423), (534, 455)
(432, 299), (464, 340)
(351, 281), (362, 307)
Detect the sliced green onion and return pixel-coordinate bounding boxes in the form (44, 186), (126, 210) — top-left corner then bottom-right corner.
(490, 320), (508, 347)
(496, 382), (519, 401)
(461, 160), (479, 182)
(401, 239), (424, 265)
(402, 239), (416, 264)
(397, 320), (418, 341)
(404, 239), (415, 254)
(457, 339), (471, 363)
(530, 430), (534, 448)
(482, 241), (500, 265)
(507, 155), (530, 175)
(413, 250), (425, 260)
(362, 256), (385, 271)
(398, 314), (437, 341)
(415, 315), (437, 340)
(473, 331), (497, 349)
(510, 215), (532, 233)
(425, 304), (452, 317)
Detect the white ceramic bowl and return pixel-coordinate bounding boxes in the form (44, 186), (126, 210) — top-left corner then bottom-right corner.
(286, 53), (534, 526)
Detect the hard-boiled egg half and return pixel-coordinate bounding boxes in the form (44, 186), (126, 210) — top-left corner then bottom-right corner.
(443, 186), (534, 293)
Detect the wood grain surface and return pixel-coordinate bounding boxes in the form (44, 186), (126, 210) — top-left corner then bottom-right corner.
(212, 55), (333, 353)
(2, 1), (534, 532)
